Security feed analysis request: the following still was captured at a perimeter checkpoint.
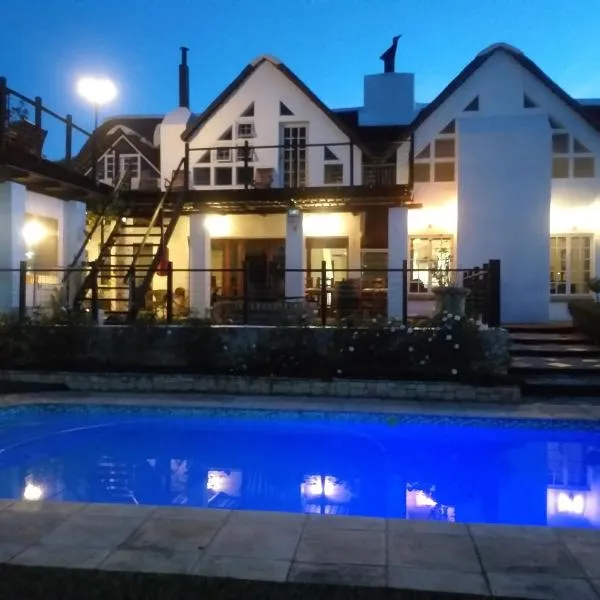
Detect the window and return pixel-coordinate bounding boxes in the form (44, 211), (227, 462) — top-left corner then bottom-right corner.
(218, 127), (233, 141)
(215, 148), (232, 162)
(236, 146), (255, 162)
(121, 155), (140, 178)
(196, 151), (210, 164)
(464, 97), (479, 112)
(523, 94), (537, 108)
(236, 166), (253, 186)
(409, 236), (453, 293)
(98, 154), (114, 181)
(361, 250), (388, 288)
(324, 146), (339, 161)
(550, 120), (595, 179)
(550, 235), (592, 295)
(414, 121), (456, 183)
(23, 214), (59, 270)
(280, 102), (294, 116)
(324, 163), (343, 184)
(214, 167), (233, 186)
(281, 124), (307, 187)
(240, 103), (254, 117)
(193, 167), (211, 186)
(237, 122), (254, 138)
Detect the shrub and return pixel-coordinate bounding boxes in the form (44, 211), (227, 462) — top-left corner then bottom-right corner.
(568, 300), (600, 343)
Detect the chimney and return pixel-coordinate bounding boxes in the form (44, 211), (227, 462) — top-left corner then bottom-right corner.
(179, 46), (190, 109)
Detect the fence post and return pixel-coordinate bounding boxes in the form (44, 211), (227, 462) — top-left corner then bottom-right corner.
(34, 96), (43, 157)
(401, 258), (408, 325)
(166, 261), (174, 323)
(0, 77), (7, 151)
(487, 259), (501, 327)
(242, 261), (250, 325)
(320, 260), (327, 326)
(128, 266), (136, 320)
(90, 263), (99, 324)
(18, 260), (27, 322)
(65, 114), (73, 166)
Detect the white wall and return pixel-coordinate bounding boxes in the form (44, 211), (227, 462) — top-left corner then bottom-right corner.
(0, 183), (26, 309)
(458, 114), (552, 323)
(159, 107), (191, 190)
(183, 58), (362, 188)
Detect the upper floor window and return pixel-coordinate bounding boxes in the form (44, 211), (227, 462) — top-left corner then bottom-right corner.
(414, 121), (456, 183)
(551, 119), (595, 179)
(323, 145), (343, 185)
(97, 153), (140, 180)
(237, 122), (255, 138)
(121, 155), (140, 178)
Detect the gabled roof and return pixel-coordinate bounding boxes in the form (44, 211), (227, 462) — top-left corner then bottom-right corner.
(412, 43), (600, 133)
(181, 55), (367, 148)
(70, 116), (162, 173)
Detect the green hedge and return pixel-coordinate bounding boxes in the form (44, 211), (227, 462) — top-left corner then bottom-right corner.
(0, 313), (505, 384)
(568, 300), (600, 343)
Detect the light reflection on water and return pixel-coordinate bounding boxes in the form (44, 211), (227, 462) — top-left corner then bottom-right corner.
(1, 409), (600, 529)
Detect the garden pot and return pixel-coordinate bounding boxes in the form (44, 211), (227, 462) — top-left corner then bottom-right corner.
(432, 286), (471, 317)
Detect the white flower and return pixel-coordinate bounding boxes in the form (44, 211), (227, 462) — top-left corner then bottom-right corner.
(407, 327), (413, 334)
(390, 327), (395, 333)
(419, 359), (426, 365)
(399, 324), (406, 331)
(454, 315), (461, 321)
(337, 369), (342, 375)
(479, 323), (489, 331)
(352, 331), (358, 338)
(428, 337), (432, 342)
(445, 334), (452, 341)
(454, 343), (460, 350)
(451, 368), (458, 375)
(408, 346), (414, 352)
(349, 346), (355, 352)
(223, 345), (228, 351)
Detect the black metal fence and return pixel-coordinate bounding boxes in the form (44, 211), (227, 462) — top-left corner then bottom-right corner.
(0, 259), (501, 327)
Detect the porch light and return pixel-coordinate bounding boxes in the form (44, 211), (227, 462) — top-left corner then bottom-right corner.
(77, 76), (118, 129)
(303, 213), (344, 236)
(204, 215), (232, 237)
(22, 219), (46, 248)
(23, 482), (44, 502)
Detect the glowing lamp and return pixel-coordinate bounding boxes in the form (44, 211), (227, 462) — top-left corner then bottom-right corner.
(76, 77), (117, 107)
(23, 482), (44, 502)
(557, 492), (585, 515)
(22, 220), (46, 248)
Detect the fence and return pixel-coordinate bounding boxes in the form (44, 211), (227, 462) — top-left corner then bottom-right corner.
(0, 259), (501, 327)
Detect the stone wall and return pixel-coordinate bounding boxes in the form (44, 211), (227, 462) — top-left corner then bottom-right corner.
(0, 370), (521, 403)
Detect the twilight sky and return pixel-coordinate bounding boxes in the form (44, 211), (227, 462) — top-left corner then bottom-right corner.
(2, 0), (599, 146)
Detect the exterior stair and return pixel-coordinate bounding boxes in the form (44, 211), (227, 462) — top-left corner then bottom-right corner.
(507, 324), (600, 397)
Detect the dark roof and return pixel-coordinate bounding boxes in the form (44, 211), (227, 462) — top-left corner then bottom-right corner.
(181, 56), (369, 150)
(412, 44), (600, 133)
(334, 109), (409, 159)
(70, 116), (162, 173)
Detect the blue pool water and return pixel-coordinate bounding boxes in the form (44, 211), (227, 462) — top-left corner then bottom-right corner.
(1, 404), (600, 529)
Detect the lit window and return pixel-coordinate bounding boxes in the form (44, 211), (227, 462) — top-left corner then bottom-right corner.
(409, 236), (453, 293)
(550, 235), (592, 295)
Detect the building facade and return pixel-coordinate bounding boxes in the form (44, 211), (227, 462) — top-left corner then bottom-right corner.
(73, 42), (600, 323)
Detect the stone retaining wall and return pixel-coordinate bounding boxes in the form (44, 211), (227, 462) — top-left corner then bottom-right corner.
(0, 370), (521, 403)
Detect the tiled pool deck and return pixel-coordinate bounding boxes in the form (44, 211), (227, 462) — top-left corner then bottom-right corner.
(2, 392), (600, 599)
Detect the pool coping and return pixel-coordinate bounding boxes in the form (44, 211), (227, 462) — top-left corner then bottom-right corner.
(0, 499), (598, 599)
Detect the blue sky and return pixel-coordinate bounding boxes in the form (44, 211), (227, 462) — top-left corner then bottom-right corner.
(2, 0), (599, 155)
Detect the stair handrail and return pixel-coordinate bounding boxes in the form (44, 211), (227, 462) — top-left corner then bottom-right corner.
(128, 189), (188, 319)
(124, 156), (186, 284)
(63, 167), (132, 281)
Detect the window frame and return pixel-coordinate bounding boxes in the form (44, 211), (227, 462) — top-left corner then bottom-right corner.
(408, 235), (455, 294)
(550, 233), (594, 296)
(413, 121), (456, 183)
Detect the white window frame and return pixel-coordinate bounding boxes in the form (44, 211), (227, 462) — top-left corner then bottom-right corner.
(215, 147), (233, 163)
(408, 235), (455, 293)
(236, 121), (255, 139)
(550, 233), (594, 296)
(119, 154), (140, 178)
(551, 123), (596, 180)
(414, 122), (456, 183)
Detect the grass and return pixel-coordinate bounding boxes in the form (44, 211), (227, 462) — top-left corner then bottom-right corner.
(0, 564), (523, 600)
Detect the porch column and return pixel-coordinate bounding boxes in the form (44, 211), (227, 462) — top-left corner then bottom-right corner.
(387, 206), (408, 319)
(0, 182), (27, 312)
(285, 210), (304, 300)
(189, 214), (211, 318)
(62, 200), (87, 306)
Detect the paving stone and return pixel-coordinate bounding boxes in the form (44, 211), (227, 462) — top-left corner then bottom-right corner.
(100, 549), (200, 574)
(10, 545), (109, 569)
(81, 503), (157, 519)
(306, 514), (385, 532)
(207, 516), (303, 561)
(387, 567), (490, 596)
(0, 542), (32, 563)
(121, 518), (221, 553)
(474, 533), (584, 578)
(152, 506), (231, 523)
(388, 531), (480, 573)
(0, 510), (69, 544)
(469, 523), (558, 540)
(388, 519), (469, 536)
(0, 500), (14, 511)
(8, 501), (87, 515)
(488, 573), (598, 600)
(558, 529), (600, 578)
(39, 514), (145, 550)
(289, 562), (385, 587)
(194, 555), (290, 582)
(227, 510), (305, 527)
(295, 525), (385, 566)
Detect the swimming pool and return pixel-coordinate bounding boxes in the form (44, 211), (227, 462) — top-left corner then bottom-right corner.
(0, 404), (599, 529)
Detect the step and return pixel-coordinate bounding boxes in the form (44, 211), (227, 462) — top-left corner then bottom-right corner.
(509, 332), (590, 345)
(511, 343), (600, 357)
(504, 323), (574, 334)
(510, 355), (600, 376)
(520, 374), (600, 397)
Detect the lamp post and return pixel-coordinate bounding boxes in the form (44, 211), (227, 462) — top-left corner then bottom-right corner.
(76, 77), (117, 130)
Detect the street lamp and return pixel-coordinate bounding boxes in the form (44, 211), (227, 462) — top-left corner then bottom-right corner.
(76, 77), (117, 129)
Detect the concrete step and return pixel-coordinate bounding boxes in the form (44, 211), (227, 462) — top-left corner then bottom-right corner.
(504, 323), (575, 335)
(509, 332), (591, 345)
(521, 374), (600, 397)
(511, 343), (600, 357)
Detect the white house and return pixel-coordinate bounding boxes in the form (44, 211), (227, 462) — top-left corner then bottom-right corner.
(8, 40), (599, 323)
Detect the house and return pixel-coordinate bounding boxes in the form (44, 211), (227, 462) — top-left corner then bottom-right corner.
(4, 40), (599, 323)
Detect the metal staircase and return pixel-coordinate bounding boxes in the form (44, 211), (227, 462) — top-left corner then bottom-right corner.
(73, 158), (187, 321)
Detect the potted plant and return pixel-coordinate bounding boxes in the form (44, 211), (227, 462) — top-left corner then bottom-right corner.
(588, 277), (600, 302)
(430, 249), (471, 316)
(5, 100), (47, 154)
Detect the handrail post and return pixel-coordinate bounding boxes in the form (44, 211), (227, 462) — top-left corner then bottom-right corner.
(34, 96), (43, 157)
(0, 77), (7, 151)
(349, 141), (354, 186)
(90, 262), (99, 324)
(65, 114), (73, 166)
(401, 259), (408, 325)
(18, 260), (27, 322)
(184, 143), (190, 190)
(166, 261), (174, 323)
(243, 140), (250, 190)
(242, 261), (250, 324)
(91, 130), (98, 182)
(320, 260), (327, 326)
(487, 259), (501, 327)
(128, 266), (137, 320)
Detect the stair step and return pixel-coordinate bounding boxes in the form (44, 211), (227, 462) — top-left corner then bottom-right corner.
(521, 374), (600, 397)
(504, 323), (575, 335)
(511, 343), (600, 357)
(509, 332), (590, 344)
